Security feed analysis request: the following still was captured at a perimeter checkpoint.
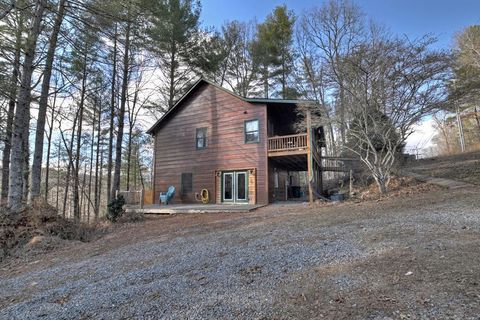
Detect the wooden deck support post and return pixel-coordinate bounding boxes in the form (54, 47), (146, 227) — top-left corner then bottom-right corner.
(306, 110), (314, 204)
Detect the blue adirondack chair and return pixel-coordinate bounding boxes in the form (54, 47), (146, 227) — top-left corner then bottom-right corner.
(160, 186), (175, 205)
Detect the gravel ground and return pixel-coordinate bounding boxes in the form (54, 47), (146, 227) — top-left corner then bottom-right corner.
(1, 186), (479, 319)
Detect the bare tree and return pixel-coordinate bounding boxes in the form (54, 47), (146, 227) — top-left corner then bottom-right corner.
(222, 21), (260, 97)
(339, 33), (449, 193)
(298, 0), (364, 146)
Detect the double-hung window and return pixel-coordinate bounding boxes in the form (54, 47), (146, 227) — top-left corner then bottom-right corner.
(244, 119), (259, 143)
(196, 128), (207, 149)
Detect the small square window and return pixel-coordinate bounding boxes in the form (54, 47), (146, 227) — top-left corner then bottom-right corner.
(245, 119), (259, 143)
(196, 128), (207, 149)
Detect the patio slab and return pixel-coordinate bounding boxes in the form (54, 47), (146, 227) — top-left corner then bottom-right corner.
(125, 204), (266, 215)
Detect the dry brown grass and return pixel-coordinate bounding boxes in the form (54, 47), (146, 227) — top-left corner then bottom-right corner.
(410, 150), (480, 185)
(117, 210), (146, 223)
(354, 175), (444, 201)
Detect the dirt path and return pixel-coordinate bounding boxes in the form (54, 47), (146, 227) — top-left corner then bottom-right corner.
(1, 187), (479, 319)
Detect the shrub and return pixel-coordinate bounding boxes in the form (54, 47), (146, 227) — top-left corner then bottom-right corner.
(107, 195), (125, 222)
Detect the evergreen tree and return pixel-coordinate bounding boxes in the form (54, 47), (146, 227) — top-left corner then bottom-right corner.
(144, 0), (201, 109)
(253, 5), (296, 99)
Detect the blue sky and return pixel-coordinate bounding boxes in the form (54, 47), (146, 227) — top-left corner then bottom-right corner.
(201, 0), (480, 50)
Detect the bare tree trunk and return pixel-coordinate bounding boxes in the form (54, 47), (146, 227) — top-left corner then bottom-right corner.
(87, 103), (95, 219)
(73, 55), (88, 220)
(22, 124), (29, 201)
(168, 48), (176, 109)
(30, 0), (66, 202)
(61, 114), (77, 218)
(133, 145), (137, 190)
(137, 150), (145, 190)
(94, 102), (102, 218)
(338, 86), (346, 145)
(373, 169), (389, 195)
(126, 88), (139, 191)
(8, 0), (47, 211)
(112, 20), (131, 199)
(1, 22), (21, 205)
(263, 65), (269, 99)
(81, 163), (87, 221)
(56, 139), (61, 209)
(44, 91), (57, 201)
(107, 24), (118, 204)
(126, 125), (132, 191)
(97, 148), (104, 218)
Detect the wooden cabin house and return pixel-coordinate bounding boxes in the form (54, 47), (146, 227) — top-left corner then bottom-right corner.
(147, 78), (326, 205)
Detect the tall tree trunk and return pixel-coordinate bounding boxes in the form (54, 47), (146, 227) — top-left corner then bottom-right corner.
(8, 0), (47, 211)
(97, 148), (104, 218)
(94, 102), (102, 218)
(126, 126), (132, 191)
(338, 86), (346, 145)
(87, 103), (95, 219)
(61, 113), (78, 218)
(107, 24), (118, 204)
(281, 57), (286, 99)
(126, 87), (139, 191)
(168, 47), (176, 109)
(78, 162), (88, 221)
(73, 55), (88, 221)
(22, 124), (29, 201)
(30, 0), (66, 202)
(137, 150), (145, 190)
(81, 162), (87, 221)
(1, 19), (22, 205)
(44, 91), (57, 201)
(56, 139), (61, 209)
(263, 65), (269, 99)
(112, 20), (131, 199)
(133, 145), (137, 190)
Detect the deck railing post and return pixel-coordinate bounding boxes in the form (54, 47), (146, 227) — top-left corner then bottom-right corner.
(306, 110), (313, 204)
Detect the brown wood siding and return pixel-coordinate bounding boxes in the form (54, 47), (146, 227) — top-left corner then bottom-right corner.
(152, 83), (268, 204)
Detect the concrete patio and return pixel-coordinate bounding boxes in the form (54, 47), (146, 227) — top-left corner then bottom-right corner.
(125, 204), (266, 215)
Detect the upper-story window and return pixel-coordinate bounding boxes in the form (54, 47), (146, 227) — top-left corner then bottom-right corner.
(244, 119), (259, 143)
(196, 127), (207, 149)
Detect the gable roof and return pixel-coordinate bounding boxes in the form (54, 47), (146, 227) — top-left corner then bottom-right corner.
(146, 77), (317, 134)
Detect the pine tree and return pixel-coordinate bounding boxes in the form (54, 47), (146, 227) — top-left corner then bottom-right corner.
(145, 0), (201, 109)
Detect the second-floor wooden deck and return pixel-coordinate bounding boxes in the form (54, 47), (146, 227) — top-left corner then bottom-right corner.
(268, 133), (358, 173)
(267, 133), (309, 156)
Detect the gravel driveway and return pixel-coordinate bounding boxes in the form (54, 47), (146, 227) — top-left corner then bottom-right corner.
(1, 187), (479, 319)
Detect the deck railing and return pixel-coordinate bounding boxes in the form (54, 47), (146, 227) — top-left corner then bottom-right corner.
(268, 133), (308, 153)
(320, 156), (358, 172)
